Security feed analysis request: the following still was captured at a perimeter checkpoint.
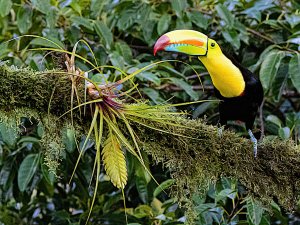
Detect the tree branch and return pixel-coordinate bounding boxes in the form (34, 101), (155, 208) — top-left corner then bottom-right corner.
(0, 64), (299, 222)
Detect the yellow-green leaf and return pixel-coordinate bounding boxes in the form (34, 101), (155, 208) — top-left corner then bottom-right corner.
(102, 133), (127, 189)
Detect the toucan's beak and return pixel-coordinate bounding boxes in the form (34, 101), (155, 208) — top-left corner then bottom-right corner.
(154, 30), (208, 56)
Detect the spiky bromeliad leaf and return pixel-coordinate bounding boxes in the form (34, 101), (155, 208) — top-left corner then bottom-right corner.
(102, 132), (127, 189)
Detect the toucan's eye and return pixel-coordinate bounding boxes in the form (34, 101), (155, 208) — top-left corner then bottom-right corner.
(211, 42), (215, 47)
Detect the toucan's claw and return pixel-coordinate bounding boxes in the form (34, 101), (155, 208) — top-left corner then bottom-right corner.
(248, 129), (258, 157)
(217, 127), (223, 138)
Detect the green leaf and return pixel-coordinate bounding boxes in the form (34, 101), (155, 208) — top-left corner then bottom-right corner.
(249, 45), (277, 72)
(70, 16), (94, 31)
(46, 6), (57, 30)
(153, 179), (175, 197)
(109, 51), (124, 69)
(90, 0), (106, 18)
(17, 5), (33, 34)
(272, 63), (289, 102)
(242, 0), (275, 21)
(192, 102), (215, 119)
(266, 115), (282, 128)
(171, 0), (187, 18)
(142, 88), (165, 104)
(260, 215), (271, 225)
(216, 4), (234, 28)
(17, 136), (40, 145)
(70, 1), (82, 15)
(169, 78), (199, 100)
(289, 53), (300, 93)
(142, 19), (156, 45)
(136, 71), (161, 85)
(187, 11), (209, 29)
(115, 41), (132, 64)
(41, 162), (55, 185)
(30, 37), (64, 49)
(246, 197), (264, 225)
(135, 175), (149, 203)
(0, 120), (19, 148)
(157, 14), (171, 35)
(0, 43), (10, 59)
(62, 128), (76, 153)
(285, 14), (300, 29)
(133, 205), (153, 218)
(222, 29), (240, 49)
(18, 153), (40, 192)
(31, 0), (52, 14)
(259, 50), (285, 92)
(278, 127), (290, 139)
(0, 0), (12, 17)
(215, 189), (236, 204)
(94, 21), (113, 49)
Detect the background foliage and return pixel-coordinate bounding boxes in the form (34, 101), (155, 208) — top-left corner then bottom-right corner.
(0, 0), (299, 224)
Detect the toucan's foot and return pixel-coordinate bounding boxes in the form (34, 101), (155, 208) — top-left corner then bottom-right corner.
(248, 129), (258, 157)
(217, 127), (223, 138)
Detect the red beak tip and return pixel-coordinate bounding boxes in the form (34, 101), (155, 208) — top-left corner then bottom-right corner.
(153, 35), (170, 56)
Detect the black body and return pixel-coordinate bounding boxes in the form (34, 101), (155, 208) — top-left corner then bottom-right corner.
(214, 55), (264, 130)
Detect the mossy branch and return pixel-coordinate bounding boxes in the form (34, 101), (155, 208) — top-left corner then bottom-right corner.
(1, 64), (299, 218)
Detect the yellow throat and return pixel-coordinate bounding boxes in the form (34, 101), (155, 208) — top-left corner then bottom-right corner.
(199, 53), (245, 98)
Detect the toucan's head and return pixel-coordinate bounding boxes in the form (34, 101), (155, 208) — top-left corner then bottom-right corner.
(154, 30), (221, 57)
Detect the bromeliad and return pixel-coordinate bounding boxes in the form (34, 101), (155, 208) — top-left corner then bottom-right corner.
(154, 30), (264, 157)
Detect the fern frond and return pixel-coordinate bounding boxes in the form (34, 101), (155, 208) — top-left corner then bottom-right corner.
(102, 132), (127, 189)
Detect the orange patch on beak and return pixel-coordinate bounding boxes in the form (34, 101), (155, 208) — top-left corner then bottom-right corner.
(180, 39), (204, 46)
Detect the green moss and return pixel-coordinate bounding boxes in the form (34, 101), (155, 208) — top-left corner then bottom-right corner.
(133, 116), (300, 222)
(0, 64), (84, 115)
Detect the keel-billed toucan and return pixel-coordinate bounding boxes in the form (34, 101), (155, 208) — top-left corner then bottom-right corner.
(153, 30), (263, 157)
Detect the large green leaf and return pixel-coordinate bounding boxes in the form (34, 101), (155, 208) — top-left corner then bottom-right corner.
(246, 197), (264, 225)
(157, 14), (171, 35)
(18, 153), (40, 192)
(0, 0), (12, 17)
(289, 53), (300, 93)
(259, 50), (285, 92)
(17, 5), (33, 34)
(216, 4), (234, 28)
(249, 45), (277, 72)
(94, 21), (113, 49)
